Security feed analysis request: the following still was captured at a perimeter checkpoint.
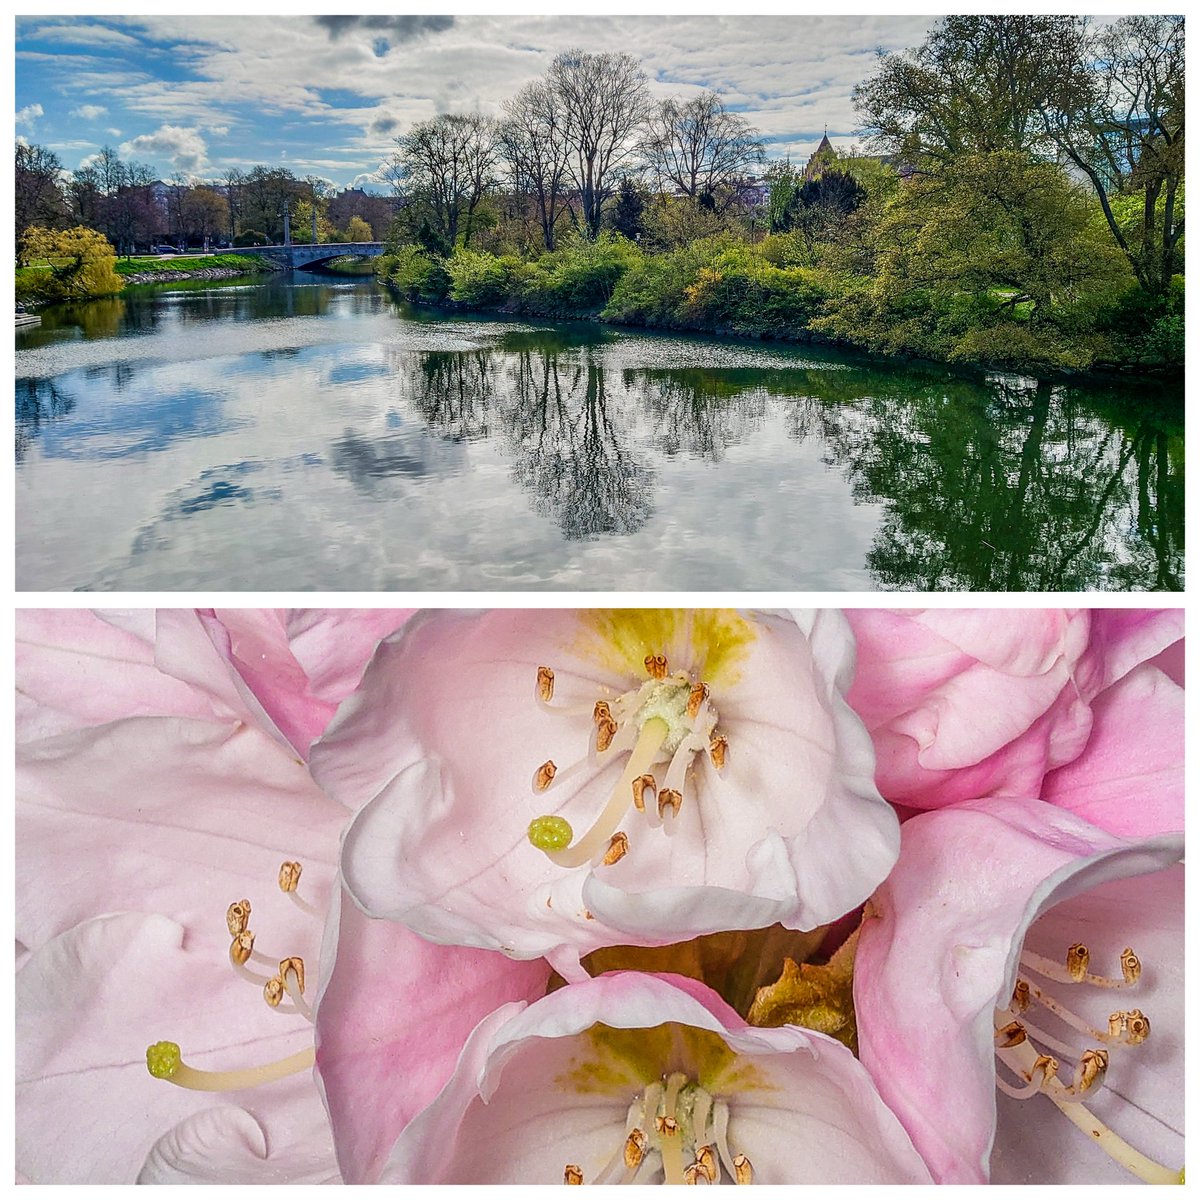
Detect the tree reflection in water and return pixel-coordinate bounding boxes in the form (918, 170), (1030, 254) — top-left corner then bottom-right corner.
(15, 378), (76, 462)
(385, 343), (1181, 590)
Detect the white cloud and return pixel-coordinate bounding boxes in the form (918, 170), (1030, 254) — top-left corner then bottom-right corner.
(16, 102), (43, 128)
(70, 103), (107, 120)
(119, 124), (208, 172)
(106, 127), (122, 137)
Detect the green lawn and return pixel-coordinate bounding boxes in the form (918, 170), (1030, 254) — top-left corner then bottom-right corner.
(114, 253), (266, 276)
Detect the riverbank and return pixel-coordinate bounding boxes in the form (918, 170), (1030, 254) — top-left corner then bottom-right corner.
(115, 253), (274, 284)
(375, 239), (1184, 384)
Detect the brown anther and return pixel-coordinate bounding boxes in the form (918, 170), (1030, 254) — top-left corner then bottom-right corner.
(645, 653), (668, 679)
(537, 666), (555, 703)
(1011, 978), (1031, 1013)
(230, 930), (255, 965)
(1112, 1008), (1151, 1045)
(226, 899), (251, 937)
(1075, 1048), (1108, 1093)
(593, 699), (612, 724)
(686, 682), (709, 719)
(279, 955), (305, 994)
(1120, 947), (1141, 984)
(602, 831), (629, 866)
(278, 861), (302, 893)
(1031, 1054), (1059, 1084)
(563, 1164), (583, 1185)
(263, 976), (285, 1008)
(708, 735), (728, 770)
(994, 1021), (1027, 1048)
(631, 773), (656, 812)
(1066, 943), (1089, 982)
(695, 1145), (718, 1183)
(533, 760), (557, 792)
(657, 788), (682, 819)
(655, 1114), (679, 1136)
(733, 1153), (753, 1185)
(596, 715), (618, 753)
(683, 1164), (709, 1185)
(623, 1127), (647, 1169)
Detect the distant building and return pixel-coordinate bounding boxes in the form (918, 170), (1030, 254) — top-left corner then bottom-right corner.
(803, 133), (838, 181)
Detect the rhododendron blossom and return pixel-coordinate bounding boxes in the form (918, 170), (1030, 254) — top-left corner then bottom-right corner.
(15, 606), (1184, 1186)
(314, 608), (899, 976)
(380, 971), (933, 1184)
(854, 797), (1183, 1184)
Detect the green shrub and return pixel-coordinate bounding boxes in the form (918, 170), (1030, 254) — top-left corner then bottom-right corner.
(232, 230), (270, 247)
(519, 233), (642, 318)
(604, 235), (737, 326)
(382, 245), (450, 302)
(446, 249), (526, 307)
(18, 226), (123, 301)
(678, 248), (831, 336)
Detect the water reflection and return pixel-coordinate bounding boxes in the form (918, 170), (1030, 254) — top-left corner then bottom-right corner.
(15, 280), (1183, 591)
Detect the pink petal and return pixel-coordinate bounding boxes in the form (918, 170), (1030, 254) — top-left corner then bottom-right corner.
(853, 797), (1182, 1182)
(1042, 665), (1183, 838)
(383, 972), (931, 1183)
(17, 716), (345, 951)
(313, 887), (551, 1183)
(17, 913), (323, 1182)
(16, 609), (225, 743)
(284, 608), (415, 705)
(139, 1101), (341, 1183)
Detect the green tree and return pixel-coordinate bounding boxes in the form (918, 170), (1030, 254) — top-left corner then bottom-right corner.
(609, 176), (647, 241)
(1042, 15), (1184, 298)
(20, 225), (124, 299)
(855, 15), (1079, 163)
(343, 215), (373, 242)
(815, 152), (1132, 368)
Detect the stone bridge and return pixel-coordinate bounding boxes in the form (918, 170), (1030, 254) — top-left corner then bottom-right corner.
(248, 242), (385, 270)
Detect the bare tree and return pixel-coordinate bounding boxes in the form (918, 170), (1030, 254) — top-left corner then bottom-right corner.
(644, 91), (765, 208)
(15, 142), (68, 244)
(392, 112), (499, 251)
(546, 50), (651, 238)
(500, 80), (575, 250)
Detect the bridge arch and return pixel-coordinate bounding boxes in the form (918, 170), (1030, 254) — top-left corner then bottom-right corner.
(246, 242), (385, 270)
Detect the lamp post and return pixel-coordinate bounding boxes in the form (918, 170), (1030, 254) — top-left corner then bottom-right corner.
(282, 199), (291, 247)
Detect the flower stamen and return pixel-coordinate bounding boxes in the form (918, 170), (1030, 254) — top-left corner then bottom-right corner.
(278, 860), (320, 917)
(529, 717), (670, 868)
(1019, 945), (1141, 989)
(145, 1040), (315, 1091)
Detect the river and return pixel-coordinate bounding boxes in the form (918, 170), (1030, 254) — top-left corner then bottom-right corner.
(15, 275), (1184, 591)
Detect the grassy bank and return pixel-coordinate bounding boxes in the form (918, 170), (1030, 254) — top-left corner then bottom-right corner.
(114, 252), (269, 277)
(375, 235), (1184, 378)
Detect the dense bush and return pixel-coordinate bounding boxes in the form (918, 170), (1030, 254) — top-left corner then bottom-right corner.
(446, 249), (527, 307)
(232, 230), (270, 247)
(377, 245), (450, 302)
(517, 234), (642, 317)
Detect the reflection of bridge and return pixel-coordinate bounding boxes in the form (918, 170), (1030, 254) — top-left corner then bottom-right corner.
(247, 242), (385, 270)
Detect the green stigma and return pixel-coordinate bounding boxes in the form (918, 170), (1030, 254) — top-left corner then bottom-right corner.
(146, 1040), (181, 1080)
(528, 814), (573, 852)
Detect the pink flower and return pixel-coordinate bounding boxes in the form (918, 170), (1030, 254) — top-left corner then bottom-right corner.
(314, 609), (899, 977)
(846, 609), (1183, 810)
(380, 971), (933, 1184)
(853, 796), (1183, 1183)
(313, 888), (550, 1183)
(17, 605), (538, 1185)
(16, 607), (412, 758)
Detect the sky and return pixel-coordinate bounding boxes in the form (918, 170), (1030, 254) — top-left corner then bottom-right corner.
(14, 13), (939, 191)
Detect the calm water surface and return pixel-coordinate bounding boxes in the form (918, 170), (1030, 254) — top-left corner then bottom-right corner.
(16, 277), (1183, 590)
